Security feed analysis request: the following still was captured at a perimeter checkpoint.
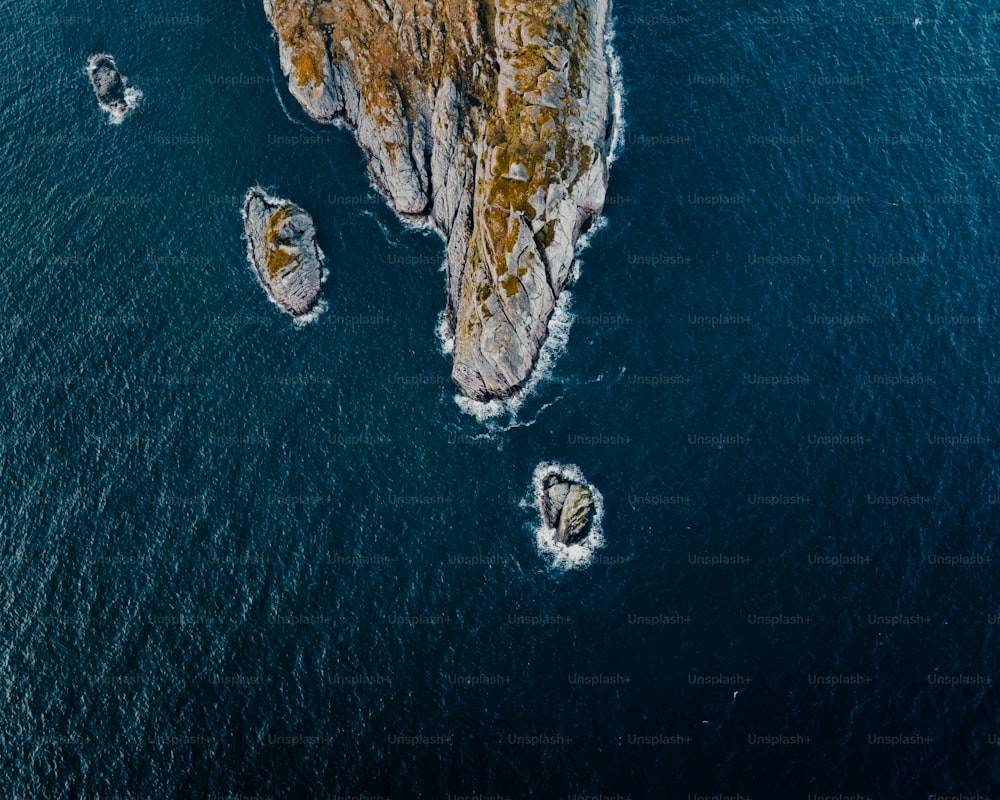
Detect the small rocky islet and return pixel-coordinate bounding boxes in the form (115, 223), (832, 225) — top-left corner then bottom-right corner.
(86, 54), (140, 122)
(538, 465), (599, 546)
(242, 187), (326, 318)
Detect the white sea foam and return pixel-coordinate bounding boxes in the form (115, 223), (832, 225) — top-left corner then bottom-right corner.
(454, 393), (507, 421)
(528, 462), (605, 571)
(107, 87), (142, 125)
(293, 297), (328, 327)
(576, 214), (609, 260)
(319, 242), (331, 285)
(436, 310), (455, 355)
(605, 17), (628, 168)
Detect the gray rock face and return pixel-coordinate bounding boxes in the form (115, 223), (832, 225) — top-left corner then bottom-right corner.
(263, 0), (616, 400)
(541, 470), (597, 545)
(86, 54), (140, 122)
(242, 187), (325, 318)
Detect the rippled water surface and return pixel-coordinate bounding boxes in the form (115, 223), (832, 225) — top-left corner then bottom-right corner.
(1, 0), (999, 795)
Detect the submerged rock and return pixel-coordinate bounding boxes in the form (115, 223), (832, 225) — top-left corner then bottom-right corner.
(263, 0), (616, 400)
(540, 467), (598, 545)
(242, 187), (325, 318)
(86, 54), (141, 123)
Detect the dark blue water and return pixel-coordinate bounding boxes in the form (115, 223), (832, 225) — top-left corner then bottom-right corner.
(2, 0), (1000, 795)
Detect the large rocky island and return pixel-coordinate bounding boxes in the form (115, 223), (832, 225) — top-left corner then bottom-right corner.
(242, 187), (326, 318)
(263, 0), (615, 400)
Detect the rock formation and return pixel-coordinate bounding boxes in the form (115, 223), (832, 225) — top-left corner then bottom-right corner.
(540, 466), (597, 545)
(86, 54), (141, 123)
(263, 0), (615, 400)
(242, 187), (326, 318)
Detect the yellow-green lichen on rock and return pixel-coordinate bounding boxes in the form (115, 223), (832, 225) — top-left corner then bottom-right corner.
(262, 205), (300, 278)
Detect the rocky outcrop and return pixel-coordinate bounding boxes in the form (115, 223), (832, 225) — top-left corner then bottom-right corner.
(264, 0), (615, 400)
(86, 54), (141, 123)
(539, 466), (597, 545)
(242, 187), (326, 318)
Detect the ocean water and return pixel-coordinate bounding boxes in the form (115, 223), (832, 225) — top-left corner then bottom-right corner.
(2, 0), (1000, 795)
